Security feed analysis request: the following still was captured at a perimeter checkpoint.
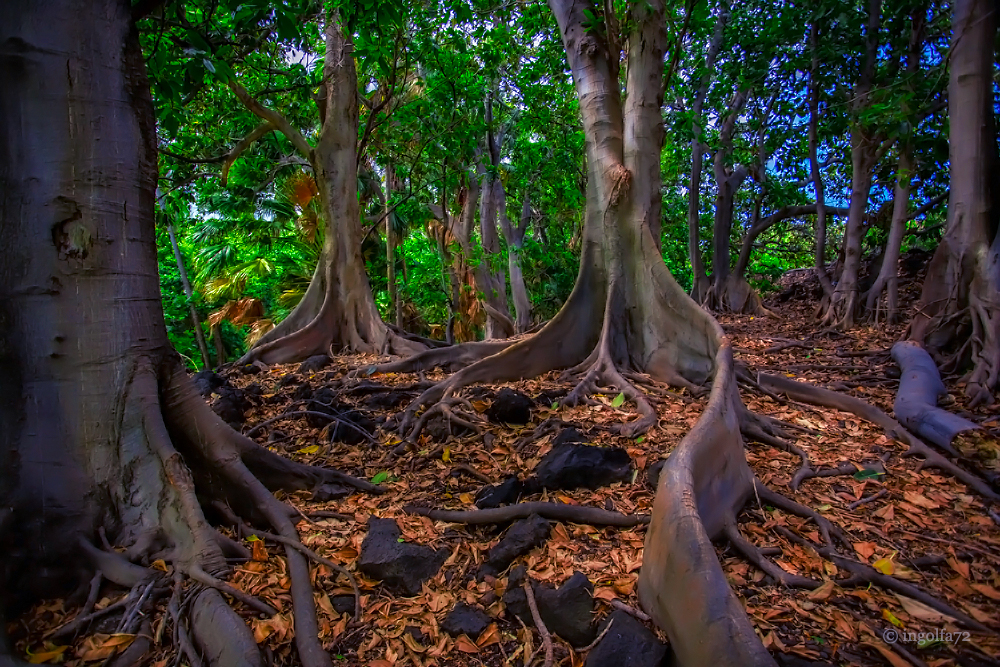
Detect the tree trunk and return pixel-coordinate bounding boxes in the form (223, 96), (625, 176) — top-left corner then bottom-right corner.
(820, 0), (884, 329)
(686, 8), (728, 302)
(241, 17), (424, 364)
(167, 222), (213, 369)
(477, 172), (514, 338)
(385, 164), (402, 329)
(705, 90), (758, 314)
(501, 195), (534, 332)
(808, 21), (836, 299)
(910, 0), (999, 406)
(368, 3), (776, 662)
(1, 5), (377, 666)
(864, 8), (924, 324)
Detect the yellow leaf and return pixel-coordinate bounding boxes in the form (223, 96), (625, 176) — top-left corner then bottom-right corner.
(458, 492), (473, 504)
(27, 646), (69, 664)
(297, 444), (320, 455)
(881, 608), (904, 628)
(873, 558), (894, 575)
(471, 399), (489, 413)
(442, 447), (451, 463)
(150, 559), (169, 572)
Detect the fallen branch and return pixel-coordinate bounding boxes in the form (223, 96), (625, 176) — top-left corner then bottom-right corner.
(523, 582), (554, 667)
(403, 502), (649, 527)
(848, 489), (888, 510)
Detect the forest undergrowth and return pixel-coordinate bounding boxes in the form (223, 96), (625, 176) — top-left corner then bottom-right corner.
(11, 272), (1000, 667)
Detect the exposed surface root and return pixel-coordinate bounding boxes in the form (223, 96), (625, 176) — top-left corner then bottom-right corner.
(758, 372), (1000, 502)
(892, 340), (981, 448)
(404, 502), (649, 527)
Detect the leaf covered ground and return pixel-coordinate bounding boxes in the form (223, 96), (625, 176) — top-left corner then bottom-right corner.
(12, 281), (1000, 667)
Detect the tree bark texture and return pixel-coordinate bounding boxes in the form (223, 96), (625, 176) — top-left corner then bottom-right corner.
(1, 5), (373, 666)
(369, 2), (777, 663)
(242, 17), (424, 364)
(909, 0), (999, 405)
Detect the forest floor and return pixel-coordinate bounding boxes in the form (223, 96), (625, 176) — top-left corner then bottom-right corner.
(12, 271), (1000, 667)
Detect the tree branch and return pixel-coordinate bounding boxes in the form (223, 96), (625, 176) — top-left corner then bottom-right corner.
(228, 80), (311, 158)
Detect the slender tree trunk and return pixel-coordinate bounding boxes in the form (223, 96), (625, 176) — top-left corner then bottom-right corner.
(687, 7), (729, 301)
(910, 0), (999, 406)
(706, 90), (755, 313)
(501, 195), (533, 332)
(821, 0), (884, 329)
(808, 22), (835, 298)
(477, 173), (514, 338)
(865, 8), (925, 324)
(385, 164), (401, 328)
(212, 324), (227, 366)
(167, 222), (212, 369)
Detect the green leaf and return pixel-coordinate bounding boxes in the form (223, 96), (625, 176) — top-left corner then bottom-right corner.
(371, 471), (389, 484)
(853, 468), (883, 481)
(551, 401), (559, 409)
(611, 392), (625, 408)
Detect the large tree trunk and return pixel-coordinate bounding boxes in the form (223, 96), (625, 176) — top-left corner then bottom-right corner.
(167, 221), (213, 369)
(368, 2), (775, 663)
(242, 18), (424, 364)
(910, 0), (999, 406)
(1, 5), (374, 666)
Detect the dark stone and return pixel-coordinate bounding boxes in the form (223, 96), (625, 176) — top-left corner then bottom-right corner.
(331, 595), (356, 615)
(310, 483), (351, 501)
(328, 409), (376, 445)
(297, 354), (331, 374)
(534, 389), (568, 406)
(193, 370), (227, 397)
(278, 373), (302, 387)
(240, 363), (262, 375)
(480, 515), (550, 577)
(211, 386), (249, 425)
(424, 413), (473, 441)
(358, 518), (447, 595)
(584, 610), (668, 667)
(532, 443), (632, 491)
(244, 382), (262, 397)
(504, 569), (596, 647)
(291, 383), (314, 401)
(552, 427), (588, 446)
(475, 476), (524, 509)
(267, 429), (287, 443)
(486, 388), (534, 425)
(775, 655), (836, 667)
(306, 387), (348, 427)
(405, 626), (429, 645)
(362, 390), (414, 411)
(441, 602), (491, 637)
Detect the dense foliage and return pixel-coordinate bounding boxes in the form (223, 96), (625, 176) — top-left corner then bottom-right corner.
(142, 0), (960, 366)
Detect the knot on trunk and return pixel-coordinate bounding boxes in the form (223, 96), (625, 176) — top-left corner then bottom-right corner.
(608, 164), (631, 206)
